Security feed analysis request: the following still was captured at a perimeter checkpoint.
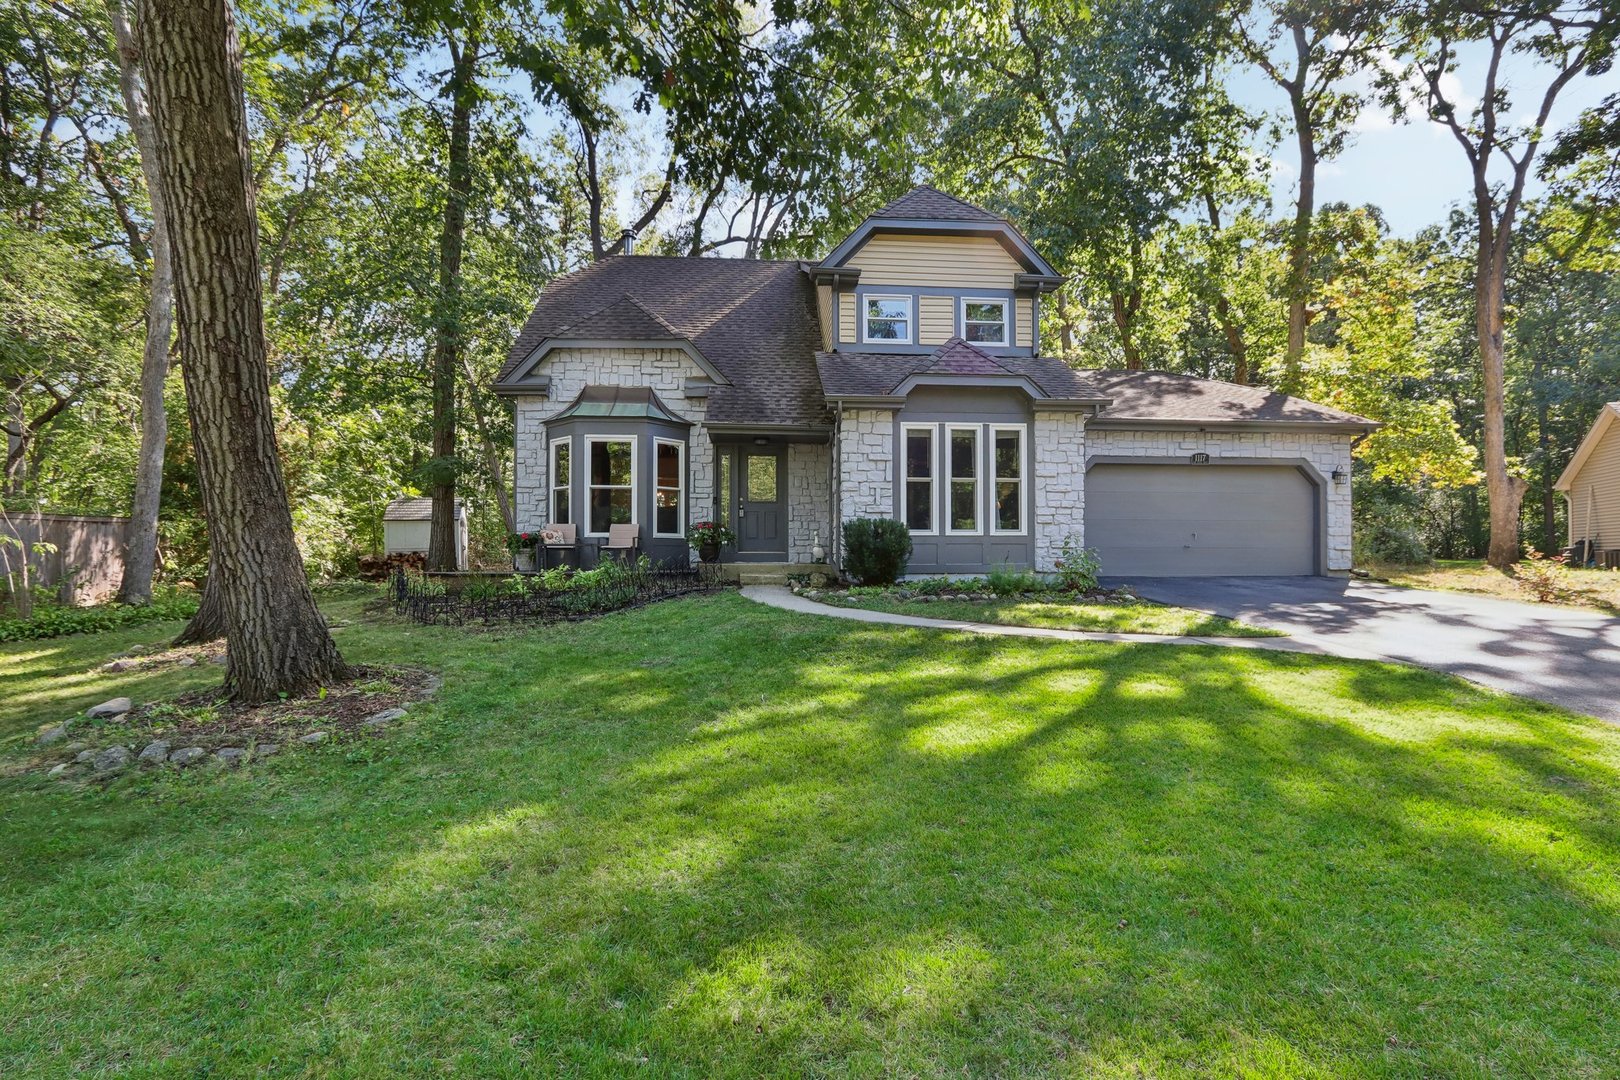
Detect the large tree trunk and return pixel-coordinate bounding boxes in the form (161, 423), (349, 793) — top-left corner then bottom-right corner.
(138, 0), (347, 700)
(172, 553), (227, 645)
(1281, 96), (1315, 395)
(427, 33), (478, 571)
(109, 0), (173, 606)
(1476, 222), (1526, 567)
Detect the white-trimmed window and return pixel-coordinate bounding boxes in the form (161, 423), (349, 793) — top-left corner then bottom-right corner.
(962, 298), (1008, 345)
(864, 295), (913, 343)
(990, 425), (1025, 534)
(654, 438), (684, 537)
(549, 438), (571, 525)
(946, 424), (980, 534)
(901, 424), (936, 534)
(585, 435), (635, 536)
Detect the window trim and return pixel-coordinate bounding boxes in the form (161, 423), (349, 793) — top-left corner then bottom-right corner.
(900, 422), (938, 536)
(653, 437), (685, 538)
(549, 437), (572, 526)
(989, 424), (1027, 535)
(945, 423), (982, 536)
(961, 297), (1009, 347)
(583, 434), (637, 538)
(862, 293), (914, 345)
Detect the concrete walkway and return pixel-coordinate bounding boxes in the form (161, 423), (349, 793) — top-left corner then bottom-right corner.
(740, 585), (1324, 654)
(1113, 576), (1620, 723)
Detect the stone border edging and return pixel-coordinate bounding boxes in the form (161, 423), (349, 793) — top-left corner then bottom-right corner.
(740, 585), (1324, 655)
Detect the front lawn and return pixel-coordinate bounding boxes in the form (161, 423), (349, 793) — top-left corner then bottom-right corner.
(817, 590), (1279, 637)
(1366, 557), (1620, 614)
(3, 589), (1619, 1075)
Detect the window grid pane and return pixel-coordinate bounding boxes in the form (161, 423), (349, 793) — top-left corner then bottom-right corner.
(949, 428), (978, 531)
(866, 297), (911, 341)
(964, 301), (1007, 344)
(551, 443), (571, 525)
(655, 442), (683, 536)
(588, 440), (633, 534)
(904, 429), (933, 532)
(993, 429), (1021, 532)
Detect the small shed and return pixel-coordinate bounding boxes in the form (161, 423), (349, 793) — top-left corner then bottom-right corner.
(383, 497), (468, 570)
(1555, 402), (1620, 565)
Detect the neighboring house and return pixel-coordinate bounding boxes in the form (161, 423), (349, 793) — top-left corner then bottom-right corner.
(1555, 402), (1620, 564)
(495, 187), (1376, 577)
(383, 497), (468, 570)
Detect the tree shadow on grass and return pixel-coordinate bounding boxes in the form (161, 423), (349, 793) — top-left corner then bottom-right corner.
(4, 595), (1619, 1076)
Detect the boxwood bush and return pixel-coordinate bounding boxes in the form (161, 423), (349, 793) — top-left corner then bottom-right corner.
(841, 517), (912, 586)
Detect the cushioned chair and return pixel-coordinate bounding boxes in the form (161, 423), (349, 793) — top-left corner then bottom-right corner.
(600, 523), (640, 563)
(539, 523), (576, 570)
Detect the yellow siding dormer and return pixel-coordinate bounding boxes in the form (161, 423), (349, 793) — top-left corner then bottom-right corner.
(843, 234), (1024, 290)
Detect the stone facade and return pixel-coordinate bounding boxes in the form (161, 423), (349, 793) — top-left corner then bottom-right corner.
(1086, 427), (1355, 571)
(787, 441), (832, 562)
(511, 347), (712, 535)
(835, 408), (895, 537)
(1031, 410), (1087, 573)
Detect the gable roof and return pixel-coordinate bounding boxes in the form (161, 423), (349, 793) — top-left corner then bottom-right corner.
(497, 256), (827, 427)
(1083, 370), (1378, 430)
(871, 185), (1004, 222)
(817, 338), (1108, 403)
(383, 497), (463, 521)
(1555, 402), (1620, 491)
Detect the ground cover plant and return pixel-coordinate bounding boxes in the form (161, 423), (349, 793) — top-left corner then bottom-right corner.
(793, 572), (1277, 638)
(0, 587), (199, 643)
(4, 588), (1619, 1075)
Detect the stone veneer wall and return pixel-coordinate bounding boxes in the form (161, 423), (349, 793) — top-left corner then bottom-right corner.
(1032, 410), (1087, 572)
(835, 407), (896, 525)
(1086, 427), (1355, 571)
(786, 441), (832, 563)
(511, 347), (712, 534)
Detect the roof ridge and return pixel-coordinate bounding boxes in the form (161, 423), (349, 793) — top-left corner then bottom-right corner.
(547, 293), (683, 340)
(928, 335), (1018, 376)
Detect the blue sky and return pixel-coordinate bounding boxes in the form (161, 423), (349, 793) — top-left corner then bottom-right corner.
(1226, 43), (1620, 236)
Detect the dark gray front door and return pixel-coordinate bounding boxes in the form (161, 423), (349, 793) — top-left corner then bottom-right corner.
(737, 448), (785, 554)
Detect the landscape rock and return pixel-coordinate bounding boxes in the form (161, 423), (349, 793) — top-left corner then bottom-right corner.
(361, 707), (407, 729)
(36, 723), (69, 746)
(75, 749), (96, 764)
(214, 747), (246, 765)
(47, 763), (72, 778)
(93, 745), (131, 772)
(177, 656), (197, 667)
(210, 653), (228, 666)
(168, 746), (207, 767)
(86, 697), (133, 719)
(256, 743), (280, 757)
(419, 674), (442, 696)
(137, 740), (171, 764)
(126, 644), (147, 655)
(299, 731), (329, 745)
(103, 659), (138, 673)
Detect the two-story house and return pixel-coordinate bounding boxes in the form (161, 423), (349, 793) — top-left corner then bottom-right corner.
(493, 187), (1375, 578)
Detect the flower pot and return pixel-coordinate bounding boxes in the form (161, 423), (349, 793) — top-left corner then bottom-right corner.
(698, 542), (720, 564)
(513, 549), (537, 572)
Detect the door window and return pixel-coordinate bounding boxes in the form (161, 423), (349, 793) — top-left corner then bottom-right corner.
(746, 454), (778, 502)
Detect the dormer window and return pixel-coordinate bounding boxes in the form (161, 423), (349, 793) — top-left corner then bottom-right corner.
(864, 295), (912, 343)
(962, 299), (1008, 346)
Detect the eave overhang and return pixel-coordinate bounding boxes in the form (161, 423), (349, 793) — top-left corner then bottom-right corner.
(1086, 416), (1381, 435)
(815, 217), (1063, 281)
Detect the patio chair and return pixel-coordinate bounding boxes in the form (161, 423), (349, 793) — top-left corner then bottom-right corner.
(600, 523), (640, 563)
(539, 523), (577, 570)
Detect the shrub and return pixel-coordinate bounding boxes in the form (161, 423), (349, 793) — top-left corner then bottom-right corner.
(0, 590), (201, 643)
(1358, 520), (1430, 566)
(842, 518), (912, 585)
(987, 562), (1043, 595)
(1515, 550), (1574, 604)
(1054, 535), (1102, 593)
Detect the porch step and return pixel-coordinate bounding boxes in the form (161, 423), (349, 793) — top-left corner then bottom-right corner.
(736, 567), (793, 586)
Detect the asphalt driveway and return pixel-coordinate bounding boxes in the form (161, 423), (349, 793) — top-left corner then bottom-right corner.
(1109, 576), (1620, 723)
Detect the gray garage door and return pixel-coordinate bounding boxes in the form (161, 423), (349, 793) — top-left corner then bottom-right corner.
(1086, 463), (1318, 577)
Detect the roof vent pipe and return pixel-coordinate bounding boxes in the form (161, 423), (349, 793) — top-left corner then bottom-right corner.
(619, 228), (636, 255)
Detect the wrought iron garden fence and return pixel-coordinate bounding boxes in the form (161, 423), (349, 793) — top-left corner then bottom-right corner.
(390, 559), (726, 627)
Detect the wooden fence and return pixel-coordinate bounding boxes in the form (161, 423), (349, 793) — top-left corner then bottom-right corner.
(0, 513), (128, 605)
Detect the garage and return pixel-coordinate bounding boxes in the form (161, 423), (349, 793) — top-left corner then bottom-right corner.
(1085, 462), (1319, 577)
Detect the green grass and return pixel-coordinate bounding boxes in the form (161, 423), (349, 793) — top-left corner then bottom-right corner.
(824, 592), (1280, 636)
(4, 588), (1620, 1076)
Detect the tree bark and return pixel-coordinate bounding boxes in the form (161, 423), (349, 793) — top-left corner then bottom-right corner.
(1476, 213), (1526, 567)
(427, 31), (477, 571)
(137, 0), (347, 700)
(1281, 66), (1315, 395)
(172, 552), (227, 645)
(108, 0), (173, 606)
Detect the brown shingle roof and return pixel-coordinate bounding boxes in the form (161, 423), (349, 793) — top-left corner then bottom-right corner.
(816, 339), (1106, 401)
(1084, 370), (1377, 428)
(498, 256), (827, 427)
(872, 185), (1003, 222)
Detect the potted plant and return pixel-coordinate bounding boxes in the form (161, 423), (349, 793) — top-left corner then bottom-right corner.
(507, 531), (539, 571)
(686, 521), (736, 563)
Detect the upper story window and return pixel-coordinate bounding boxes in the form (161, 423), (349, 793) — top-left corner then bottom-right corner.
(864, 295), (912, 343)
(962, 299), (1008, 345)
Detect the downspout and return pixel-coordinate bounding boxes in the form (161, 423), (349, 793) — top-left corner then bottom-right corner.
(829, 406), (842, 567)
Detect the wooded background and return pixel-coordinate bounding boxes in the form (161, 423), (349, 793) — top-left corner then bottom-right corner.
(4, 0), (1618, 587)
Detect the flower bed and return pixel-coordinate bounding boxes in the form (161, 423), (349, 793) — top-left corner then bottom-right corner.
(392, 557), (725, 627)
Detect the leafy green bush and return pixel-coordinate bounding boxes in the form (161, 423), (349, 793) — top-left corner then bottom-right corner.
(1515, 550), (1574, 604)
(0, 591), (200, 643)
(842, 518), (912, 585)
(1054, 536), (1102, 593)
(987, 562), (1043, 595)
(1358, 520), (1430, 566)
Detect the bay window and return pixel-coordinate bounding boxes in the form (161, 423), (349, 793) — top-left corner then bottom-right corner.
(991, 425), (1024, 533)
(586, 436), (635, 536)
(902, 425), (935, 533)
(654, 439), (684, 537)
(549, 439), (571, 525)
(947, 425), (979, 534)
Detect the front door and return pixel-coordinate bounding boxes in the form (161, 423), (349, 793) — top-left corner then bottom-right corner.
(736, 448), (786, 556)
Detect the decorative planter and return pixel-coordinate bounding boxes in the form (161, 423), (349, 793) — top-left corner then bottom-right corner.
(513, 549), (537, 572)
(698, 542), (720, 564)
